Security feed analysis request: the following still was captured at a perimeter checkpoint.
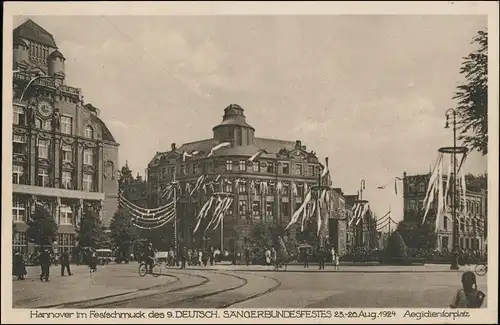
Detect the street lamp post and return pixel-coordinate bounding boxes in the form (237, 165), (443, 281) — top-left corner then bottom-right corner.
(444, 108), (460, 270)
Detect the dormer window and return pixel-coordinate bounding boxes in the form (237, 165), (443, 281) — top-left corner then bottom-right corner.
(85, 126), (94, 139)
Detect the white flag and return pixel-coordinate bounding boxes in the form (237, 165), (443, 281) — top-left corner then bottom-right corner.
(207, 142), (231, 157)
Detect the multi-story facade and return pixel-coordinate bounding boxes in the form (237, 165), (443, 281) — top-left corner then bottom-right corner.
(402, 172), (487, 253)
(119, 163), (148, 208)
(146, 104), (348, 252)
(11, 19), (119, 254)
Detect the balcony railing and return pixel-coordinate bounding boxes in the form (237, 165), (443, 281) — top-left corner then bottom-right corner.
(13, 72), (81, 97)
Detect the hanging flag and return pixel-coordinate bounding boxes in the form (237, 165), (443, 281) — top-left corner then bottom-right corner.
(377, 184), (387, 189)
(444, 155), (452, 210)
(286, 190), (312, 230)
(321, 158), (329, 178)
(190, 174), (207, 196)
(435, 157), (444, 232)
(183, 150), (199, 162)
(316, 199), (322, 236)
(291, 182), (298, 196)
(424, 153), (443, 205)
(260, 181), (268, 194)
(460, 166), (467, 214)
(207, 142), (231, 157)
(421, 181), (436, 225)
(248, 149), (267, 162)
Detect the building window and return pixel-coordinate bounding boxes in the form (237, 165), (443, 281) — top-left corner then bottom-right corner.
(252, 162), (259, 173)
(180, 164), (186, 175)
(442, 236), (449, 251)
(267, 183), (275, 194)
(85, 126), (94, 139)
(170, 165), (176, 176)
(267, 162), (275, 173)
(239, 160), (246, 172)
(418, 199), (424, 210)
(266, 202), (274, 220)
(444, 216), (448, 230)
(225, 182), (233, 193)
(294, 202), (301, 214)
(419, 182), (426, 193)
(83, 149), (94, 165)
(252, 201), (260, 216)
(225, 160), (233, 172)
(475, 202), (480, 216)
(194, 163), (199, 174)
(295, 164), (303, 176)
(58, 233), (76, 253)
(282, 183), (289, 196)
(13, 134), (27, 155)
(37, 168), (50, 187)
(239, 200), (247, 215)
(238, 182), (246, 194)
(13, 231), (27, 254)
(281, 202), (290, 218)
(297, 185), (304, 197)
(408, 200), (415, 211)
(308, 165), (316, 177)
(62, 171), (72, 189)
(282, 163), (289, 174)
(408, 183), (415, 193)
(59, 205), (73, 225)
(13, 197), (26, 222)
(62, 145), (72, 162)
(83, 174), (94, 192)
(13, 165), (25, 184)
(61, 116), (73, 135)
(14, 105), (26, 125)
(37, 139), (50, 159)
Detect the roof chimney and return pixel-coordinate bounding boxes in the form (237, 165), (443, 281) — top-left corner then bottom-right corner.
(295, 140), (302, 149)
(171, 143), (176, 151)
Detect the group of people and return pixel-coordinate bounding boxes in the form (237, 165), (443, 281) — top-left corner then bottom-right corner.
(301, 246), (340, 270)
(13, 248), (73, 282)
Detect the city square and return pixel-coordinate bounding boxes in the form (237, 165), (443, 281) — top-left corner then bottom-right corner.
(13, 263), (488, 309)
(8, 9), (491, 316)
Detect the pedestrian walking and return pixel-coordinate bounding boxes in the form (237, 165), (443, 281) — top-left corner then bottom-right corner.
(330, 247), (336, 265)
(265, 248), (271, 266)
(334, 253), (340, 271)
(303, 248), (310, 268)
(39, 248), (51, 282)
(318, 247), (325, 270)
(210, 247), (215, 266)
(13, 251), (27, 280)
(244, 248), (250, 266)
(60, 251), (72, 276)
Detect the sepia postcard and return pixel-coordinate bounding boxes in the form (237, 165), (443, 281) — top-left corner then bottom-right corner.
(2, 1), (498, 324)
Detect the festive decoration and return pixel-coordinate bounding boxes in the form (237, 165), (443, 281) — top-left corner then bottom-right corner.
(207, 142), (231, 157)
(248, 149), (267, 162)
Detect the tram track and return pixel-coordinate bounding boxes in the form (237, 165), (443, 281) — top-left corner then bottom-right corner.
(219, 272), (281, 308)
(48, 271), (209, 309)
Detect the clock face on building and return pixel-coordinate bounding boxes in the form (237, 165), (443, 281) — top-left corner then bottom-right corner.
(38, 100), (53, 117)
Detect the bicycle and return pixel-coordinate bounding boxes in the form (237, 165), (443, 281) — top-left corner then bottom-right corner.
(138, 259), (162, 277)
(474, 263), (487, 276)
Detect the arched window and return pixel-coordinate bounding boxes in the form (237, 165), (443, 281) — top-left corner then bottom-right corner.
(85, 126), (94, 139)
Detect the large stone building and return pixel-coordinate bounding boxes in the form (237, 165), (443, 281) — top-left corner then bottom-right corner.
(11, 19), (119, 254)
(119, 163), (148, 208)
(402, 172), (487, 252)
(146, 104), (349, 253)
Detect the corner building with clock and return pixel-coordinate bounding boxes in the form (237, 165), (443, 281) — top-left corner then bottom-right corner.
(147, 104), (349, 254)
(11, 19), (120, 254)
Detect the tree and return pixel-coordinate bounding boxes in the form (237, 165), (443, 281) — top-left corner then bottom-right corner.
(249, 223), (270, 248)
(26, 205), (58, 248)
(110, 207), (137, 254)
(454, 29), (488, 155)
(465, 173), (487, 192)
(77, 205), (105, 249)
(384, 231), (408, 258)
(397, 221), (437, 250)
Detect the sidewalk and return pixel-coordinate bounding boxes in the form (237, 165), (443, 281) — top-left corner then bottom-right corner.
(184, 262), (479, 273)
(12, 264), (176, 308)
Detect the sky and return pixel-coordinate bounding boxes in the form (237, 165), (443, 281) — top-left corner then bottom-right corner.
(13, 15), (488, 226)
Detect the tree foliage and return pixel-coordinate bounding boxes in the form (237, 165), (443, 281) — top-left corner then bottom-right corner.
(110, 207), (137, 253)
(26, 205), (58, 247)
(397, 221), (437, 250)
(77, 206), (105, 249)
(249, 223), (270, 248)
(454, 29), (488, 155)
(384, 231), (408, 258)
(465, 173), (487, 192)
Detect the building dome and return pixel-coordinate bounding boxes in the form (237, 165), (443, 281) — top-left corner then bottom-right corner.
(213, 104), (256, 146)
(48, 49), (66, 60)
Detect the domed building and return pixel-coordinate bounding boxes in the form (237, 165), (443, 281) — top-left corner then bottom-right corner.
(147, 104), (349, 254)
(11, 19), (120, 255)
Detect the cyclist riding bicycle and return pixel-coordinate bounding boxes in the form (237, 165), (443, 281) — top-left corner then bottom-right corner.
(144, 243), (157, 274)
